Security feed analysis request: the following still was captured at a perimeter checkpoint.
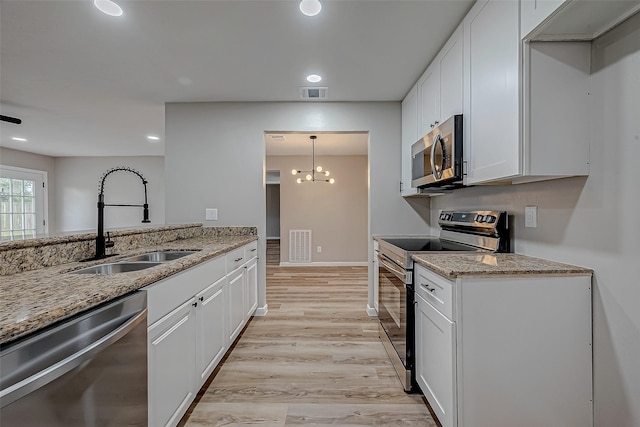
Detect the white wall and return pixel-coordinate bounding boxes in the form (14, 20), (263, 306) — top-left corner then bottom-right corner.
(55, 156), (165, 232)
(0, 147), (57, 233)
(267, 155), (368, 264)
(164, 102), (431, 313)
(429, 15), (640, 426)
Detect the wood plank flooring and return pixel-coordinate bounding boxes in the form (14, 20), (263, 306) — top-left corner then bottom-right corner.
(180, 266), (435, 426)
(266, 240), (280, 266)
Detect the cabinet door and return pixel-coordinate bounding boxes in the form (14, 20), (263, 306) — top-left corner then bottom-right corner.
(416, 294), (456, 427)
(148, 299), (196, 427)
(227, 267), (245, 343)
(464, 0), (520, 184)
(245, 259), (258, 318)
(401, 84), (419, 196)
(418, 62), (440, 137)
(195, 277), (226, 386)
(439, 24), (463, 122)
(520, 0), (566, 39)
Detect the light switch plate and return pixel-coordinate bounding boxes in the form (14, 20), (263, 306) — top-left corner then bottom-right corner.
(205, 208), (218, 221)
(525, 206), (537, 228)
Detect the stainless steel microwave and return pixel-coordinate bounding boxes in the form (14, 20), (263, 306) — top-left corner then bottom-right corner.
(411, 115), (463, 188)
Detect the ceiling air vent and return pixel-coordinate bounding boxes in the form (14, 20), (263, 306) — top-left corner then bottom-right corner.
(299, 87), (328, 100)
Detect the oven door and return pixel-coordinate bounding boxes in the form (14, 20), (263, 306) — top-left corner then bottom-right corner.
(377, 254), (415, 391)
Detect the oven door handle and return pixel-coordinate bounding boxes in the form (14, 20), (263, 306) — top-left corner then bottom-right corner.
(378, 254), (408, 283)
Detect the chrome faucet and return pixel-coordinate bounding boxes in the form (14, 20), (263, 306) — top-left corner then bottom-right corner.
(93, 167), (150, 260)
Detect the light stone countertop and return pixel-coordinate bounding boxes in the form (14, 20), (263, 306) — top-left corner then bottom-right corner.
(412, 253), (592, 279)
(0, 234), (257, 345)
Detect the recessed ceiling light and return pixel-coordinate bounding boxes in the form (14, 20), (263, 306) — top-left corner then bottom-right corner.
(306, 74), (322, 83)
(94, 0), (123, 17)
(147, 135), (160, 141)
(299, 0), (321, 16)
(12, 137), (27, 142)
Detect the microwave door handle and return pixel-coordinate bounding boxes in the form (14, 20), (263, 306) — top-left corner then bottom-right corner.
(429, 135), (438, 176)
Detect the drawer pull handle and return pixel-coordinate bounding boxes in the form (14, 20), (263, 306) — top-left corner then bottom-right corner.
(250, 248), (257, 252)
(423, 284), (436, 293)
(235, 257), (243, 262)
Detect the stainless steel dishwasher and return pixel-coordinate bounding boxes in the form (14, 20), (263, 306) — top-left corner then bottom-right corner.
(0, 291), (148, 426)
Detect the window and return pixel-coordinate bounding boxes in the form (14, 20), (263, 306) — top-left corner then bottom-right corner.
(0, 166), (48, 241)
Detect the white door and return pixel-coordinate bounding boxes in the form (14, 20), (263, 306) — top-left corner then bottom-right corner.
(148, 299), (196, 427)
(227, 268), (245, 343)
(195, 277), (226, 386)
(416, 294), (456, 427)
(0, 166), (47, 239)
(245, 259), (258, 318)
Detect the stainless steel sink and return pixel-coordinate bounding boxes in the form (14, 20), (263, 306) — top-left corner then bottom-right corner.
(122, 250), (199, 262)
(71, 262), (163, 275)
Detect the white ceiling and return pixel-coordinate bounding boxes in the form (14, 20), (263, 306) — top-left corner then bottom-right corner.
(0, 0), (473, 157)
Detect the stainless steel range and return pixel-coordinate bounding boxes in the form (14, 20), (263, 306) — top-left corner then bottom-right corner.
(377, 210), (509, 392)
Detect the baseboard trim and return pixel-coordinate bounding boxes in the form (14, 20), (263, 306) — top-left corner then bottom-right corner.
(366, 305), (378, 317)
(254, 305), (268, 316)
(279, 261), (369, 267)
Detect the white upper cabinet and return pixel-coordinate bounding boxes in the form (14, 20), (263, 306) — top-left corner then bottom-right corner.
(418, 62), (441, 137)
(401, 24), (463, 196)
(401, 84), (418, 196)
(463, 0), (591, 185)
(463, 0), (521, 184)
(417, 24), (464, 138)
(522, 0), (640, 41)
(438, 25), (464, 123)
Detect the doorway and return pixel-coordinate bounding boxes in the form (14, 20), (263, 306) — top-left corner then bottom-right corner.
(264, 131), (369, 267)
(266, 170), (281, 266)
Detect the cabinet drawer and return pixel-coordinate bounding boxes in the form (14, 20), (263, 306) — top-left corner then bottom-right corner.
(415, 265), (454, 320)
(245, 240), (258, 260)
(226, 246), (246, 273)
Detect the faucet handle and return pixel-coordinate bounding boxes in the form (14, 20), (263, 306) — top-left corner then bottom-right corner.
(105, 232), (115, 248)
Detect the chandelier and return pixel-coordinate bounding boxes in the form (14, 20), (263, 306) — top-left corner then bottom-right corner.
(291, 135), (335, 184)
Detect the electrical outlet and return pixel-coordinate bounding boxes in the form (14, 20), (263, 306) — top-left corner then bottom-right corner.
(205, 208), (218, 221)
(525, 206), (537, 228)
(317, 246), (322, 253)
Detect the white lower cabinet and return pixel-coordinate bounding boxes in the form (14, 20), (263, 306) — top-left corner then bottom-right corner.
(148, 299), (197, 427)
(414, 264), (593, 427)
(227, 266), (245, 343)
(196, 277), (226, 385)
(145, 240), (259, 427)
(245, 257), (258, 318)
(415, 293), (456, 427)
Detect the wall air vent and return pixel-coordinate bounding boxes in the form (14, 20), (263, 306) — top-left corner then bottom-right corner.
(299, 87), (328, 100)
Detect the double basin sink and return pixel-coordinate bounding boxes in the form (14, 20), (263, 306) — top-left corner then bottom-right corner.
(71, 250), (199, 275)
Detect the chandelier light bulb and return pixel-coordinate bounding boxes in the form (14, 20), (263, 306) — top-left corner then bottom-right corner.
(299, 0), (322, 16)
(329, 178), (335, 184)
(306, 174), (313, 181)
(296, 178), (303, 184)
(324, 171), (330, 176)
(316, 166), (323, 172)
(291, 169), (298, 175)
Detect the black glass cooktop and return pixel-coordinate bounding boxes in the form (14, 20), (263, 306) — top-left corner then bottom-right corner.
(381, 237), (478, 252)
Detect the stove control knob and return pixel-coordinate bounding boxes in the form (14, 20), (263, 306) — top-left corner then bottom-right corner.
(439, 213), (446, 220)
(445, 214), (452, 221)
(485, 215), (496, 223)
(475, 215), (484, 223)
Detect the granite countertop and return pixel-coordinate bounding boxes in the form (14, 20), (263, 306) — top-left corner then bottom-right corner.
(0, 234), (257, 345)
(412, 253), (593, 279)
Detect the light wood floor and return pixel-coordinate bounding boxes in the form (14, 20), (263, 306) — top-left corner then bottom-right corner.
(180, 266), (435, 426)
(266, 240), (280, 266)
